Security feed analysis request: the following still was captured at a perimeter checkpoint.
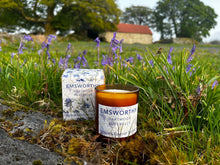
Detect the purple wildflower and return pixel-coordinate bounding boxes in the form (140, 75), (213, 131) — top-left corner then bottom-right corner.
(81, 56), (88, 67)
(190, 44), (196, 56)
(119, 39), (124, 53)
(149, 59), (154, 67)
(197, 85), (201, 95)
(112, 45), (119, 55)
(52, 59), (56, 65)
(11, 53), (16, 58)
(18, 42), (28, 55)
(187, 44), (196, 63)
(101, 55), (114, 66)
(94, 37), (100, 47)
(11, 52), (16, 64)
(41, 41), (47, 49)
(65, 43), (72, 56)
(67, 43), (71, 50)
(137, 54), (143, 61)
(111, 32), (117, 46)
(47, 34), (56, 45)
(59, 57), (69, 69)
(46, 44), (50, 59)
(167, 47), (173, 65)
(83, 49), (87, 55)
(59, 57), (64, 66)
(110, 32), (120, 55)
(126, 57), (134, 63)
(212, 81), (218, 89)
(24, 35), (33, 41)
(186, 64), (193, 73)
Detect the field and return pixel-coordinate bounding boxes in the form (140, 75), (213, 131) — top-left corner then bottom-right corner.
(0, 34), (220, 164)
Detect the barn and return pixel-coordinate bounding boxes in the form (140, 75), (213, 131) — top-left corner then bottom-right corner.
(100, 23), (153, 45)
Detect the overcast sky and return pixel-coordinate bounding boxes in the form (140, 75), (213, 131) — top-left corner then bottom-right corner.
(116, 0), (220, 42)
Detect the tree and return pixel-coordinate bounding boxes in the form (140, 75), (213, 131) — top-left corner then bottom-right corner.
(154, 0), (217, 41)
(53, 0), (121, 38)
(121, 5), (153, 26)
(0, 0), (121, 36)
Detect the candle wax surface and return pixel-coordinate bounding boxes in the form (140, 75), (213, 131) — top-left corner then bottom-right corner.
(96, 89), (138, 107)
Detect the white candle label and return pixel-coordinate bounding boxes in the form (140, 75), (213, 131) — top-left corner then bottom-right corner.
(98, 103), (138, 138)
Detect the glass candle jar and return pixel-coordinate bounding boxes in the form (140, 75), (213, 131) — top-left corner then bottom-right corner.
(95, 84), (139, 140)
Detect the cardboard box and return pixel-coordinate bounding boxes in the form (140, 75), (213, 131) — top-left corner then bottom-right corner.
(62, 69), (105, 120)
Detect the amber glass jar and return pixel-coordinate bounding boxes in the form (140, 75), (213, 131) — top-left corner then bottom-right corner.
(95, 84), (139, 140)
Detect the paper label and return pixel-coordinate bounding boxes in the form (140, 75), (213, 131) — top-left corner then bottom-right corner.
(62, 69), (105, 120)
(98, 103), (138, 138)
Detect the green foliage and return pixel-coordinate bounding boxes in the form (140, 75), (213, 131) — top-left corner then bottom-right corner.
(0, 0), (121, 36)
(53, 0), (121, 38)
(154, 0), (217, 41)
(121, 5), (153, 26)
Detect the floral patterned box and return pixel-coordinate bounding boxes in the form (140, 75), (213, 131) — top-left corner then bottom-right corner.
(62, 69), (105, 120)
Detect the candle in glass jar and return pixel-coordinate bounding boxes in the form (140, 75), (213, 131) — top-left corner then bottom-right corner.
(95, 84), (139, 140)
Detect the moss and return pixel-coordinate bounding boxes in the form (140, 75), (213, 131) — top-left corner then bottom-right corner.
(13, 116), (20, 121)
(32, 160), (43, 165)
(0, 118), (6, 122)
(1, 108), (16, 118)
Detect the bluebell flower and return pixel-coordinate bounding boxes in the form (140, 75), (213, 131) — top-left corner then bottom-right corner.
(65, 43), (72, 55)
(111, 32), (117, 46)
(212, 80), (218, 89)
(83, 49), (87, 55)
(52, 59), (56, 64)
(101, 55), (114, 66)
(197, 85), (201, 95)
(66, 55), (71, 60)
(110, 32), (120, 55)
(137, 54), (143, 61)
(81, 56), (88, 67)
(47, 34), (56, 45)
(190, 44), (196, 56)
(187, 44), (196, 63)
(11, 53), (16, 58)
(94, 37), (100, 47)
(126, 57), (134, 63)
(149, 59), (154, 67)
(187, 56), (193, 63)
(186, 64), (193, 73)
(167, 47), (173, 65)
(119, 39), (124, 53)
(46, 44), (50, 59)
(41, 41), (47, 49)
(59, 57), (64, 66)
(24, 35), (33, 41)
(67, 43), (71, 50)
(59, 57), (69, 69)
(112, 45), (119, 55)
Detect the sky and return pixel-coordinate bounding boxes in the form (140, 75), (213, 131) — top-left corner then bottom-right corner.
(116, 0), (220, 42)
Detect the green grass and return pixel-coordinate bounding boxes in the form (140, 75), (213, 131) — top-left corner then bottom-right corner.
(0, 36), (219, 164)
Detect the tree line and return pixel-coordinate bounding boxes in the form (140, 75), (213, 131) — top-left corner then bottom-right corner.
(0, 0), (217, 41)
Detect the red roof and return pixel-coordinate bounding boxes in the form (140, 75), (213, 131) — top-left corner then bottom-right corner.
(117, 23), (152, 35)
